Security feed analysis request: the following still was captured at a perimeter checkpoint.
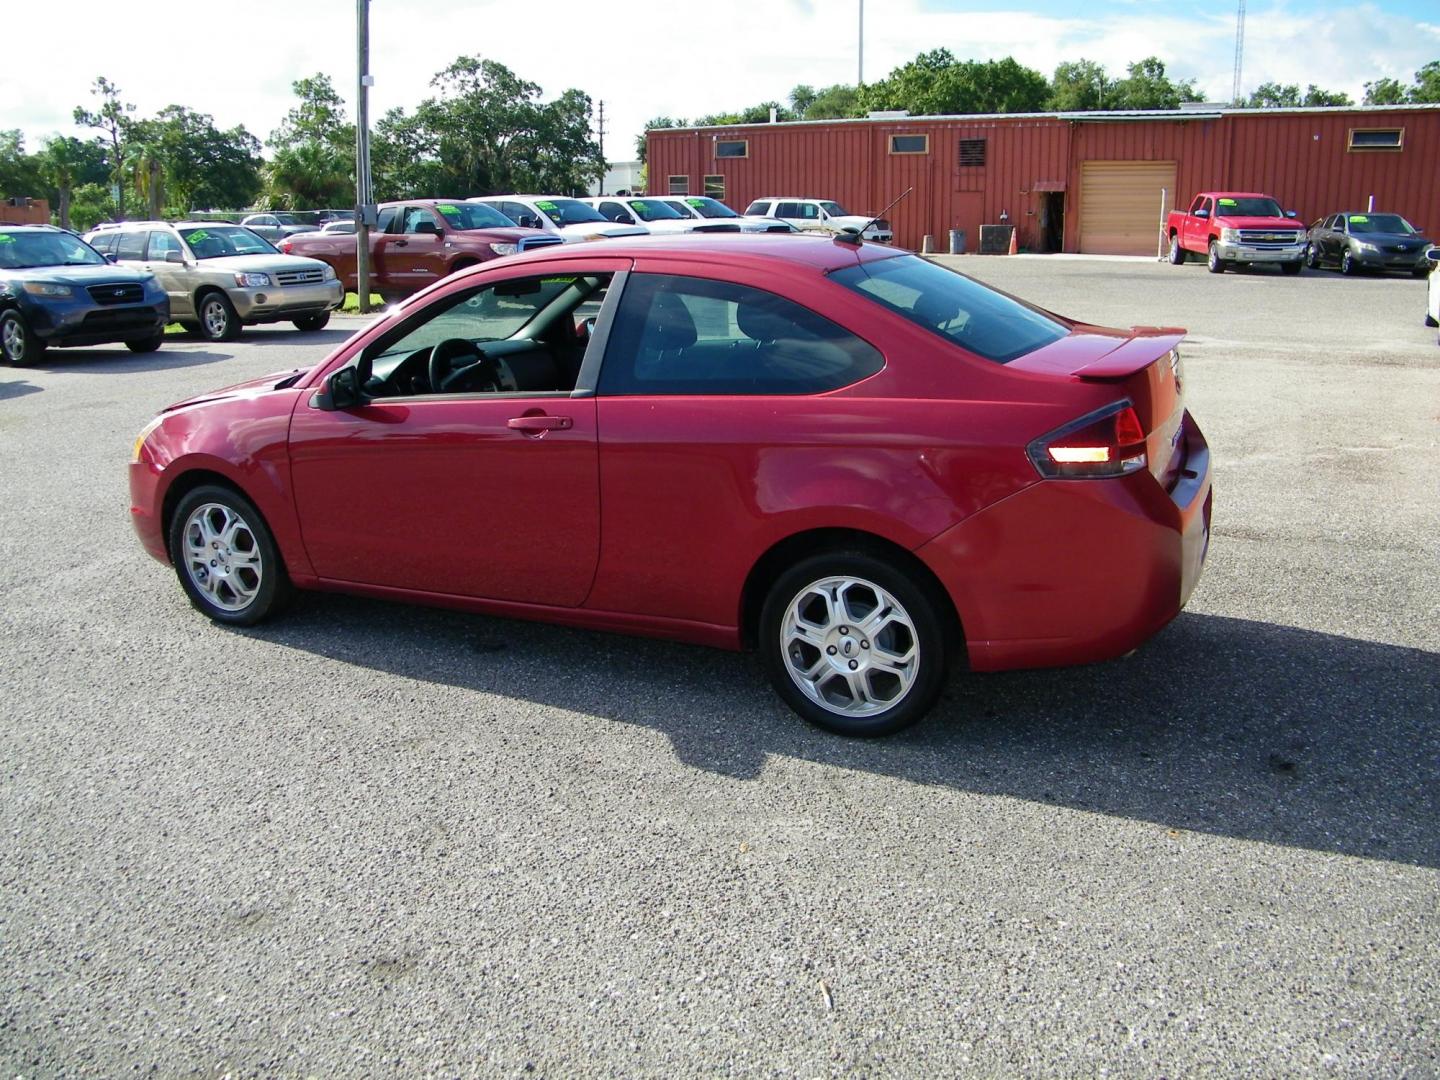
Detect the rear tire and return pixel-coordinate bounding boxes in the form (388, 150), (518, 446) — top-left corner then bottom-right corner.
(1206, 241), (1225, 274)
(291, 312), (330, 332)
(759, 551), (948, 737)
(168, 484), (292, 627)
(1167, 234), (1185, 265)
(126, 333), (164, 353)
(0, 310), (45, 366)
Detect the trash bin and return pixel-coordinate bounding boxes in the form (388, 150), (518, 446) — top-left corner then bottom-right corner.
(948, 229), (966, 255)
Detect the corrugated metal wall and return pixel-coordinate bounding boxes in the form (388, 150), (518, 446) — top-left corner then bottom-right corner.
(647, 109), (1440, 254)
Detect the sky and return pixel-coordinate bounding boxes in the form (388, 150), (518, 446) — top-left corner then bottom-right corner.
(5, 0), (1437, 163)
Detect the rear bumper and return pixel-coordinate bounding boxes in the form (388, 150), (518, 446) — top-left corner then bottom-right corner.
(919, 414), (1212, 672)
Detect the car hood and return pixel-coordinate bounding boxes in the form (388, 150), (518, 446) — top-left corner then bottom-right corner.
(0, 263), (155, 286)
(555, 222), (649, 239)
(1347, 232), (1430, 245)
(195, 253), (332, 273)
(163, 368), (311, 412)
(1213, 215), (1302, 230)
(831, 215), (888, 232)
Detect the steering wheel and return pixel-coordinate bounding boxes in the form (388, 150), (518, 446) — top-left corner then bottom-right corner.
(427, 337), (490, 393)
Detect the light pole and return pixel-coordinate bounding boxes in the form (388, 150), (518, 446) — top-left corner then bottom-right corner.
(355, 0), (374, 314)
(858, 0), (864, 86)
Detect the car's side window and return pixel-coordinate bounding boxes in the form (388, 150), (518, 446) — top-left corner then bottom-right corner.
(744, 201), (772, 216)
(402, 207), (439, 234)
(599, 201), (634, 224)
(89, 231), (118, 255)
(776, 202), (803, 218)
(116, 231), (146, 261)
(147, 231), (181, 261)
(376, 206), (399, 233)
(597, 273), (884, 397)
(1189, 195), (1206, 214)
(356, 273), (614, 399)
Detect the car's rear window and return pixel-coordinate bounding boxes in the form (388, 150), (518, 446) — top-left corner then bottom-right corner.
(831, 255), (1068, 364)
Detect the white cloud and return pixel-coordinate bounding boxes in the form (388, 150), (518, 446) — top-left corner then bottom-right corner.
(4, 0), (1436, 168)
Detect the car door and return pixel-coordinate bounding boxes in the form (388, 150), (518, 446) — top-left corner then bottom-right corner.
(140, 229), (193, 317)
(389, 206), (448, 290)
(286, 258), (630, 606)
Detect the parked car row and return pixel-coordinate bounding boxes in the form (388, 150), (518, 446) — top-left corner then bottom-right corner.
(1167, 191), (1433, 277)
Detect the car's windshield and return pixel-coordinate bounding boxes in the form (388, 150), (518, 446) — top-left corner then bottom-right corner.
(1213, 196), (1284, 217)
(272, 213), (302, 225)
(833, 254), (1069, 365)
(433, 202), (518, 230)
(534, 199), (607, 226)
(625, 199), (684, 222)
(685, 197), (739, 219)
(0, 229), (105, 269)
(820, 201), (849, 217)
(178, 226), (278, 259)
(1347, 213), (1415, 235)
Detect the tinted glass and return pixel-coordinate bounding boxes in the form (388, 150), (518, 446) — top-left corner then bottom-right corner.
(686, 197), (738, 219)
(891, 135), (927, 153)
(626, 199), (684, 222)
(178, 226), (277, 258)
(776, 202), (804, 218)
(433, 202), (517, 230)
(599, 273), (883, 396)
(116, 231), (147, 260)
(147, 230), (182, 260)
(832, 255), (1068, 365)
(0, 229), (106, 268)
(402, 207), (440, 233)
(1213, 196), (1284, 217)
(598, 201), (634, 222)
(86, 230), (118, 254)
(820, 201), (847, 217)
(1346, 213), (1414, 235)
(533, 198), (607, 226)
(744, 201), (771, 216)
(376, 206), (399, 232)
(715, 140), (747, 158)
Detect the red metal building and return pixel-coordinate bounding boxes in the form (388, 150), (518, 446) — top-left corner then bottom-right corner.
(647, 105), (1440, 255)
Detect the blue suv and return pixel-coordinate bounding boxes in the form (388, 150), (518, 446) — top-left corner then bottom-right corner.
(0, 225), (169, 366)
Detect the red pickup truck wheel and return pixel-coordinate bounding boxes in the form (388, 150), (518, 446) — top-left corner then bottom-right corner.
(1168, 234), (1185, 265)
(1206, 241), (1225, 274)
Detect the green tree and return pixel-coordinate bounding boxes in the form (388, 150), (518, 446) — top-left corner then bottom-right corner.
(38, 137), (99, 230)
(1107, 57), (1203, 110)
(1408, 60), (1440, 103)
(1362, 76), (1407, 105)
(863, 51), (1049, 115)
(266, 142), (350, 209)
(270, 73), (354, 153)
(1049, 60), (1111, 111)
(788, 85), (818, 117)
(66, 183), (114, 233)
(1302, 85), (1352, 107)
(73, 77), (135, 218)
(1247, 82), (1302, 108)
(805, 84), (863, 119)
(635, 116), (687, 163)
(0, 130), (42, 198)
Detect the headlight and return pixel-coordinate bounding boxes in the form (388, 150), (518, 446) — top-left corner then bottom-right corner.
(233, 272), (271, 287)
(131, 416), (163, 463)
(321, 264), (337, 281)
(1353, 241), (1379, 252)
(1220, 228), (1240, 245)
(488, 242), (519, 256)
(22, 282), (72, 297)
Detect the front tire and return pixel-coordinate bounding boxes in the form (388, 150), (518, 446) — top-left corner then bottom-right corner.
(291, 312), (330, 332)
(1, 310), (46, 366)
(1207, 241), (1225, 274)
(759, 552), (948, 737)
(1305, 244), (1321, 269)
(126, 332), (164, 353)
(196, 291), (241, 341)
(168, 485), (292, 626)
(1167, 234), (1185, 265)
(1341, 250), (1358, 276)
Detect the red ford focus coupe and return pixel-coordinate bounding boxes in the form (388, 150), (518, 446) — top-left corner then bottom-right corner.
(129, 234), (1211, 735)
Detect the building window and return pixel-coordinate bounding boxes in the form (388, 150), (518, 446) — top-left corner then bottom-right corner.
(704, 175), (725, 200)
(958, 138), (987, 167)
(715, 139), (749, 159)
(1347, 128), (1403, 151)
(668, 175), (689, 195)
(889, 134), (929, 155)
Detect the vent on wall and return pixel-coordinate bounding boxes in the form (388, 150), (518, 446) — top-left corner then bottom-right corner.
(958, 139), (987, 167)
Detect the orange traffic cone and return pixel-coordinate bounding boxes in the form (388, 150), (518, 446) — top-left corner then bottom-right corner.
(1007, 226), (1018, 256)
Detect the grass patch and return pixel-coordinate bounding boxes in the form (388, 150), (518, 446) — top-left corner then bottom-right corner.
(340, 292), (385, 314)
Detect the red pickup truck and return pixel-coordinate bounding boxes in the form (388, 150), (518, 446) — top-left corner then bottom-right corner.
(278, 199), (561, 300)
(1165, 192), (1307, 274)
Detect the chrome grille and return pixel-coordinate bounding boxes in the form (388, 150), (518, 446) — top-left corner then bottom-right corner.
(86, 282), (144, 305)
(274, 268), (325, 287)
(1237, 230), (1304, 245)
(518, 236), (563, 251)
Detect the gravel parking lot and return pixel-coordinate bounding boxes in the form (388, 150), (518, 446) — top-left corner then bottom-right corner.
(2, 255), (1436, 1077)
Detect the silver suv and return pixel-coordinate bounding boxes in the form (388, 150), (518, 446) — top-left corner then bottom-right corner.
(85, 221), (343, 340)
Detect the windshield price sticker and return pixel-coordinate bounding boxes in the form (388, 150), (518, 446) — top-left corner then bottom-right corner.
(686, 198), (705, 207)
(0, 235), (14, 244)
(438, 204), (461, 217)
(186, 230), (210, 243)
(1217, 199), (1238, 207)
(536, 201), (559, 211)
(1350, 215), (1369, 223)
(632, 201), (650, 211)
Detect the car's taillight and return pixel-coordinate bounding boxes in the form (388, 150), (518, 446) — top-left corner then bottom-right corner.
(276, 238), (291, 253)
(1027, 401), (1148, 479)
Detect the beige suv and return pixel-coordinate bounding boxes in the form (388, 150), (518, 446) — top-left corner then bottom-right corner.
(85, 221), (343, 340)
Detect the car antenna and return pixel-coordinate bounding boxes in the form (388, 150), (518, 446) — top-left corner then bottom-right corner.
(835, 187), (913, 246)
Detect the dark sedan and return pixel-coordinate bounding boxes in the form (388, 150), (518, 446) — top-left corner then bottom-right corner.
(0, 226), (169, 365)
(1305, 212), (1432, 276)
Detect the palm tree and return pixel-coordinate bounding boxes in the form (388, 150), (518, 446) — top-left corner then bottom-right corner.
(39, 137), (84, 231)
(265, 143), (351, 210)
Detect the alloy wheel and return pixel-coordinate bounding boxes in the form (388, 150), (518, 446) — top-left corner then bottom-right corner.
(779, 575), (919, 718)
(201, 297), (231, 339)
(2, 317), (24, 361)
(181, 502), (264, 612)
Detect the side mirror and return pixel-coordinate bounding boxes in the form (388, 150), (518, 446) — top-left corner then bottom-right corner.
(1285, 210), (1298, 218)
(1194, 208), (1210, 219)
(104, 252), (118, 263)
(313, 366), (365, 411)
(520, 215), (542, 229)
(165, 250), (185, 264)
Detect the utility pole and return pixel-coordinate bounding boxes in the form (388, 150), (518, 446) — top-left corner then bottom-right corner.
(1231, 0), (1246, 106)
(355, 0), (374, 314)
(858, 0), (865, 86)
(596, 100), (607, 195)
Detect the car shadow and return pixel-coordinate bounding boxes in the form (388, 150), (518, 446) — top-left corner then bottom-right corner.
(251, 599), (1439, 869)
(227, 327), (363, 348)
(0, 377), (42, 400)
(26, 346), (238, 373)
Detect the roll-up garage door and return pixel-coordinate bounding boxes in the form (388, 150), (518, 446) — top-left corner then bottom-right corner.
(1078, 161), (1177, 255)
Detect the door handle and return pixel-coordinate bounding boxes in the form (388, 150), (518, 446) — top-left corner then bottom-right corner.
(395, 238), (408, 246)
(508, 415), (572, 432)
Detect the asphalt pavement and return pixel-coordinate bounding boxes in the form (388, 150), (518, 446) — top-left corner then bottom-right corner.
(1, 255), (1437, 1077)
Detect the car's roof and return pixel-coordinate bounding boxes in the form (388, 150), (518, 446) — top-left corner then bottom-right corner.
(503, 231), (904, 272)
(753, 197), (832, 202)
(0, 224), (60, 232)
(474, 194), (582, 201)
